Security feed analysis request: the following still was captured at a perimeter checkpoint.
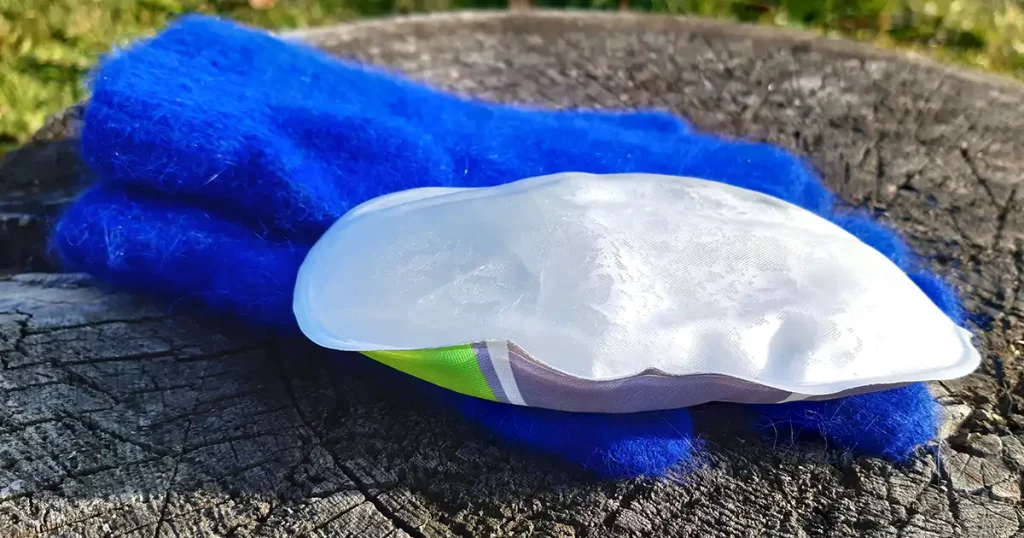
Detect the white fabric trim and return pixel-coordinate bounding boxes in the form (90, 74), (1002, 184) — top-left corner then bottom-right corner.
(486, 341), (526, 406)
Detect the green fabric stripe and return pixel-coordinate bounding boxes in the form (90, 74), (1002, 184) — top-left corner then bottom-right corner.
(361, 344), (497, 401)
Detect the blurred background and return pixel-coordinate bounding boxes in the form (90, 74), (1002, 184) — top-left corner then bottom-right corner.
(1, 0), (1023, 156)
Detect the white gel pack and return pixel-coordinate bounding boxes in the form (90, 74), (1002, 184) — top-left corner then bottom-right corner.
(293, 172), (980, 413)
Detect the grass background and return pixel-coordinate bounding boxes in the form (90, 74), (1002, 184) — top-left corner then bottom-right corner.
(1, 0), (1023, 155)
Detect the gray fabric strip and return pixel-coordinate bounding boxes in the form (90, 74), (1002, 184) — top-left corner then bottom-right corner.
(472, 341), (509, 404)
(503, 342), (909, 413)
(801, 382), (912, 401)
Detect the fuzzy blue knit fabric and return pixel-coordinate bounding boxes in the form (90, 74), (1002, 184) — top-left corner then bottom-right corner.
(54, 15), (959, 478)
(438, 385), (700, 479)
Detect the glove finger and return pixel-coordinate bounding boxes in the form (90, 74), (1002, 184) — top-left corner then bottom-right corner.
(106, 15), (693, 136)
(550, 108), (691, 135)
(82, 70), (455, 243)
(754, 383), (940, 460)
(52, 183), (308, 330)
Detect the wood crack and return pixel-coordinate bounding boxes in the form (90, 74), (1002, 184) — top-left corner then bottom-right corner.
(271, 339), (440, 538)
(151, 357), (210, 538)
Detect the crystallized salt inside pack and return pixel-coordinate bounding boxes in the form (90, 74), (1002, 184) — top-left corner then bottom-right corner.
(293, 172), (980, 413)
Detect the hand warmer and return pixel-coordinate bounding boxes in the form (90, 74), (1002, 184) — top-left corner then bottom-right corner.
(53, 15), (976, 479)
(295, 172), (977, 413)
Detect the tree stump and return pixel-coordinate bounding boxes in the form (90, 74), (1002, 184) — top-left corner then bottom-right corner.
(2, 10), (1023, 537)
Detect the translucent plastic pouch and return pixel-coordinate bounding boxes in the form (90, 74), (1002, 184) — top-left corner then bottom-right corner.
(294, 172), (979, 413)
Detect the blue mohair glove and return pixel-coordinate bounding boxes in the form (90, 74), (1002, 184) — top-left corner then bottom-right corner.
(53, 15), (958, 479)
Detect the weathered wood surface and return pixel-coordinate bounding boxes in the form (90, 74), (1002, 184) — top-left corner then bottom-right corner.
(2, 10), (1024, 537)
